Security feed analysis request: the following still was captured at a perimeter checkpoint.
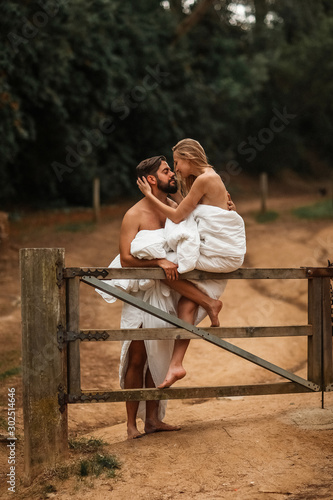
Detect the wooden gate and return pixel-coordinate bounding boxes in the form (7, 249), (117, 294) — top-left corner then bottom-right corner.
(20, 248), (333, 482)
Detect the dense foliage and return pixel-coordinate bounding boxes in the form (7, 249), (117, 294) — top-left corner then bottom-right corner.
(1, 0), (332, 208)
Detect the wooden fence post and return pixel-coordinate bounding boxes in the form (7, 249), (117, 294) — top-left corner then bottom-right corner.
(307, 277), (323, 386)
(67, 277), (81, 395)
(322, 277), (333, 390)
(260, 172), (268, 213)
(20, 248), (68, 484)
(93, 177), (100, 223)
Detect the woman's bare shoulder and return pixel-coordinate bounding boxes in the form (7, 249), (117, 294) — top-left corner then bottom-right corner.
(196, 169), (225, 188)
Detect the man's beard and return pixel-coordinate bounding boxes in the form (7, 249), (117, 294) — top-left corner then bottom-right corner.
(156, 176), (178, 194)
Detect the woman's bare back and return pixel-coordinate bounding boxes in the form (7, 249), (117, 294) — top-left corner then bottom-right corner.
(197, 169), (229, 210)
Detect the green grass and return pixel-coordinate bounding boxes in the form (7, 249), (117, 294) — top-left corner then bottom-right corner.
(254, 210), (279, 223)
(45, 452), (120, 483)
(68, 438), (120, 478)
(79, 460), (89, 477)
(0, 351), (22, 382)
(69, 436), (108, 453)
(293, 199), (333, 219)
(78, 453), (120, 478)
(0, 366), (21, 381)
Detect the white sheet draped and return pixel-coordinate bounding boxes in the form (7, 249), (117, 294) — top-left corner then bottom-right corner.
(96, 205), (246, 421)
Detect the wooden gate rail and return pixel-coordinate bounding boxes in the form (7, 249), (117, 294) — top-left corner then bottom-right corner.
(62, 325), (313, 342)
(20, 249), (333, 482)
(66, 383), (312, 405)
(81, 276), (318, 391)
(62, 266), (330, 279)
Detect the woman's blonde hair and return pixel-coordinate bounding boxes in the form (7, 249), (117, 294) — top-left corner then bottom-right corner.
(172, 138), (213, 195)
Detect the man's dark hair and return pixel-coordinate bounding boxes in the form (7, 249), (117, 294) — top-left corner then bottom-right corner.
(136, 155), (166, 179)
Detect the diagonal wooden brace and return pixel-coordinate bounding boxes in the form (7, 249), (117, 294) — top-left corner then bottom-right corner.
(82, 276), (320, 391)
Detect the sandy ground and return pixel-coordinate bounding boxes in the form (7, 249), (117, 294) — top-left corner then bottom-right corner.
(1, 175), (333, 499)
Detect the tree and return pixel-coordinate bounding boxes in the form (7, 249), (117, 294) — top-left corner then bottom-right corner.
(1, 0), (332, 208)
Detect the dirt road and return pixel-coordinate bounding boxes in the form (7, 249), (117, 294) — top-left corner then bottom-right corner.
(1, 182), (333, 499)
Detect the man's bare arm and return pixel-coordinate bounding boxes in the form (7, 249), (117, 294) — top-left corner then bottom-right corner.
(119, 210), (179, 280)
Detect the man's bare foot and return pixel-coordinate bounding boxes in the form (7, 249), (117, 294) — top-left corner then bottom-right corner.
(127, 425), (144, 440)
(145, 418), (181, 434)
(207, 299), (223, 327)
(158, 366), (186, 389)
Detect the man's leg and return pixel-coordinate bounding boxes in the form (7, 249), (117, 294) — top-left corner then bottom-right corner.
(162, 278), (222, 326)
(144, 367), (181, 434)
(158, 297), (197, 389)
(124, 340), (147, 439)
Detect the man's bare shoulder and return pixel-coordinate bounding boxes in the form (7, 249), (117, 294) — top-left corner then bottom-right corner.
(122, 198), (165, 231)
(123, 199), (149, 219)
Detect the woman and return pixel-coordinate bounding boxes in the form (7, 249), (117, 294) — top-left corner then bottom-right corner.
(137, 138), (246, 388)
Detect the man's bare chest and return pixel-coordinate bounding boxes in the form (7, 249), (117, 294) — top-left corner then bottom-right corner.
(139, 211), (166, 231)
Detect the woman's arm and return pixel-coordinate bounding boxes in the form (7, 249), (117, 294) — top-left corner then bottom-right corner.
(137, 176), (205, 223)
(168, 190), (183, 205)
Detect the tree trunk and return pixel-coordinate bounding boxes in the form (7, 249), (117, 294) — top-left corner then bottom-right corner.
(172, 0), (215, 45)
(253, 0), (268, 47)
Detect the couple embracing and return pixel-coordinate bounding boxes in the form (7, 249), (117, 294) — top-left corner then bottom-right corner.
(97, 138), (246, 439)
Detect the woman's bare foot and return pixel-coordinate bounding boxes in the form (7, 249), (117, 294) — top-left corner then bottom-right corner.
(127, 425), (144, 440)
(207, 299), (223, 327)
(145, 418), (181, 434)
(158, 365), (186, 389)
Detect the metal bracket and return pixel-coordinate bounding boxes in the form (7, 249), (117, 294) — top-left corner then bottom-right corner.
(58, 384), (68, 413)
(63, 267), (109, 279)
(68, 392), (110, 403)
(57, 327), (110, 347)
(305, 266), (333, 278)
(66, 330), (110, 342)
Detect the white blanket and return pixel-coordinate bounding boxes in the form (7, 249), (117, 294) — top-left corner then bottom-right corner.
(96, 252), (178, 421)
(96, 205), (246, 420)
(164, 204), (246, 273)
(163, 204), (246, 309)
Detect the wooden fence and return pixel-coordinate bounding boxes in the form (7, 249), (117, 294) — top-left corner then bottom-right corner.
(20, 248), (333, 482)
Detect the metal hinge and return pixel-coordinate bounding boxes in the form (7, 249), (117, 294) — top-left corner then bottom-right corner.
(63, 267), (109, 278)
(58, 384), (68, 413)
(57, 324), (66, 351)
(68, 330), (110, 342)
(68, 392), (111, 404)
(56, 261), (64, 288)
(57, 326), (110, 349)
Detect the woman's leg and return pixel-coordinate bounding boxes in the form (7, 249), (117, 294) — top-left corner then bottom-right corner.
(162, 278), (222, 326)
(158, 296), (198, 389)
(145, 368), (181, 433)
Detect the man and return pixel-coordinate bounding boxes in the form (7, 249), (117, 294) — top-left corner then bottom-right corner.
(108, 155), (234, 438)
(119, 155), (181, 439)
